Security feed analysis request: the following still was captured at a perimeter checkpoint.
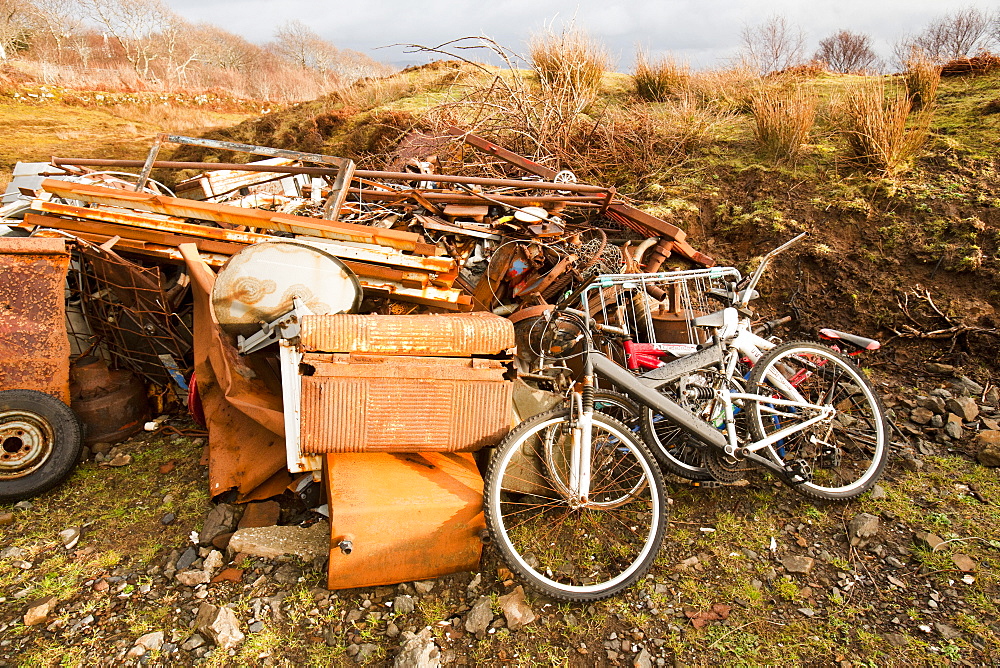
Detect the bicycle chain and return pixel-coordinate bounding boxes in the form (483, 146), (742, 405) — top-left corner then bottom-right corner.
(702, 449), (753, 483)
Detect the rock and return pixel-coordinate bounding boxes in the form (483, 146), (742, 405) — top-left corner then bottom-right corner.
(107, 453), (132, 467)
(394, 627), (440, 668)
(92, 442), (113, 455)
(985, 387), (999, 407)
(160, 513), (176, 526)
(951, 553), (977, 572)
(953, 376), (984, 396)
(394, 595), (415, 615)
(464, 596), (493, 635)
(883, 632), (909, 647)
(917, 396), (946, 415)
(0, 512), (13, 526)
(870, 484), (887, 500)
(199, 504), (239, 546)
(238, 501), (282, 529)
(467, 573), (482, 593)
(498, 585), (536, 630)
(975, 431), (1000, 467)
(58, 527), (81, 550)
(356, 643), (379, 663)
(945, 397), (979, 422)
(944, 416), (963, 440)
(181, 633), (206, 651)
(780, 555), (815, 575)
(634, 647), (652, 668)
(23, 596), (55, 626)
(413, 580), (434, 595)
(211, 567), (244, 584)
(228, 522), (329, 561)
(924, 363), (955, 375)
(175, 569), (211, 586)
(212, 532), (234, 550)
(914, 531), (946, 552)
(386, 622), (400, 638)
(128, 631), (164, 658)
(203, 550), (224, 573)
(797, 608), (815, 617)
(847, 513), (880, 547)
(176, 546), (198, 571)
(935, 623), (961, 640)
(900, 456), (924, 472)
(909, 407), (933, 425)
(195, 603), (244, 650)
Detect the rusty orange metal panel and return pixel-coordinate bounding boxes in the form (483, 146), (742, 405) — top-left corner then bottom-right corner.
(299, 312), (515, 356)
(325, 451), (484, 589)
(299, 354), (511, 454)
(0, 238), (70, 404)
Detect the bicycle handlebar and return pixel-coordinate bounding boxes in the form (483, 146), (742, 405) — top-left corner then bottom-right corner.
(737, 232), (808, 307)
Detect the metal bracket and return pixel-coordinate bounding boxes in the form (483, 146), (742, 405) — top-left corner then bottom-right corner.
(237, 297), (314, 355)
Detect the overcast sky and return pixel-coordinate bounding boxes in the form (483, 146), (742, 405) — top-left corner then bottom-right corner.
(164, 0), (998, 69)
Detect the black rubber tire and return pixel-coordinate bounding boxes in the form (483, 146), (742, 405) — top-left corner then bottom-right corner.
(746, 341), (889, 501)
(593, 389), (642, 431)
(0, 389), (83, 503)
(484, 407), (667, 602)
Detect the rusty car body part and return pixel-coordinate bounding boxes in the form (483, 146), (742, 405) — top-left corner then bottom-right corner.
(0, 237), (70, 404)
(298, 354), (511, 455)
(324, 451), (485, 590)
(298, 312), (514, 357)
(181, 243), (290, 501)
(39, 179), (437, 255)
(69, 357), (148, 445)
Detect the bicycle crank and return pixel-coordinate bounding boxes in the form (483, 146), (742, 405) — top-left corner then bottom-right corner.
(703, 449), (752, 483)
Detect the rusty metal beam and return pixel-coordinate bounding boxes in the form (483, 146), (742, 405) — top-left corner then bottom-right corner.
(445, 127), (558, 179)
(39, 179), (438, 255)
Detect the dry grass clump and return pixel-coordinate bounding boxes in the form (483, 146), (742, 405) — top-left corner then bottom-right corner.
(689, 66), (762, 112)
(837, 79), (933, 175)
(750, 86), (817, 162)
(903, 57), (941, 111)
(632, 50), (690, 102)
(528, 25), (609, 112)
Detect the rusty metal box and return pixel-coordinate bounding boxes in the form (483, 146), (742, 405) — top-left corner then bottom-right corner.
(299, 353), (511, 454)
(325, 451), (484, 589)
(299, 312), (514, 356)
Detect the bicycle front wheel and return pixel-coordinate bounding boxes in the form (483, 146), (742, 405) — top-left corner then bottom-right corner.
(484, 407), (668, 601)
(746, 341), (889, 501)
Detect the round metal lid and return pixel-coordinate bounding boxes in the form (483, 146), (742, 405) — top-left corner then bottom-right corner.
(212, 241), (362, 336)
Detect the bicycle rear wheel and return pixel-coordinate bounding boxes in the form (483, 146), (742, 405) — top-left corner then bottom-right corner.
(746, 341), (889, 501)
(484, 407), (667, 601)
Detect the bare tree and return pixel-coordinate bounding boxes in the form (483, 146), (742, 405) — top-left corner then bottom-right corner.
(80, 0), (175, 80)
(900, 7), (995, 65)
(814, 30), (880, 73)
(739, 15), (806, 75)
(29, 0), (86, 65)
(0, 0), (36, 61)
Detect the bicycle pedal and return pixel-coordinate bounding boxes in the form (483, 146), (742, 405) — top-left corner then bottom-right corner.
(784, 459), (813, 485)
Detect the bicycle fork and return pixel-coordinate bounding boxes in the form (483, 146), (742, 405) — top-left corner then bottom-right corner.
(568, 392), (593, 508)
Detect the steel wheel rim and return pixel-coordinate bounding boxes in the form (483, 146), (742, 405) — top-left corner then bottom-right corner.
(0, 410), (55, 479)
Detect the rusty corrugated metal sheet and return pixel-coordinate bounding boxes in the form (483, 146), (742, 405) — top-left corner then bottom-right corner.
(325, 451), (484, 590)
(299, 354), (511, 454)
(0, 238), (70, 404)
(299, 312), (515, 356)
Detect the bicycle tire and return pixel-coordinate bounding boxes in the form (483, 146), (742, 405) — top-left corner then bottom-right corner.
(746, 341), (889, 501)
(593, 389), (642, 431)
(484, 407), (668, 601)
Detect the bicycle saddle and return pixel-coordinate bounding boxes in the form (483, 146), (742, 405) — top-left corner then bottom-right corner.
(818, 328), (880, 351)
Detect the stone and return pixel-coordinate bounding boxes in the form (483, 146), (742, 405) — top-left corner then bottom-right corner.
(176, 546), (198, 571)
(386, 622), (400, 638)
(212, 532), (234, 550)
(909, 407), (933, 425)
(23, 596), (55, 626)
(107, 453), (132, 467)
(394, 627), (440, 668)
(394, 595), (415, 615)
(92, 442), (113, 455)
(181, 633), (206, 651)
(946, 397), (979, 422)
(634, 647), (652, 668)
(935, 623), (961, 640)
(228, 522), (329, 561)
(195, 603), (244, 650)
(0, 512), (13, 526)
(797, 608), (815, 617)
(883, 632), (909, 647)
(203, 550), (224, 573)
(464, 596), (493, 635)
(914, 531), (946, 552)
(238, 501), (282, 530)
(58, 527), (81, 550)
(131, 631), (164, 656)
(953, 376), (984, 396)
(160, 513), (176, 526)
(847, 513), (880, 548)
(413, 580), (434, 595)
(975, 431), (1000, 467)
(917, 396), (946, 415)
(985, 387), (999, 407)
(781, 555), (815, 575)
(175, 569), (211, 586)
(951, 553), (977, 572)
(870, 484), (886, 500)
(356, 643), (379, 663)
(199, 504), (239, 546)
(498, 586), (536, 630)
(924, 363), (955, 375)
(943, 417), (963, 440)
(900, 456), (924, 472)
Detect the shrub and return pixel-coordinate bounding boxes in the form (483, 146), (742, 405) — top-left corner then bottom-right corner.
(837, 79), (933, 175)
(632, 49), (689, 102)
(528, 24), (609, 112)
(750, 85), (816, 162)
(903, 57), (941, 111)
(689, 66), (761, 112)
